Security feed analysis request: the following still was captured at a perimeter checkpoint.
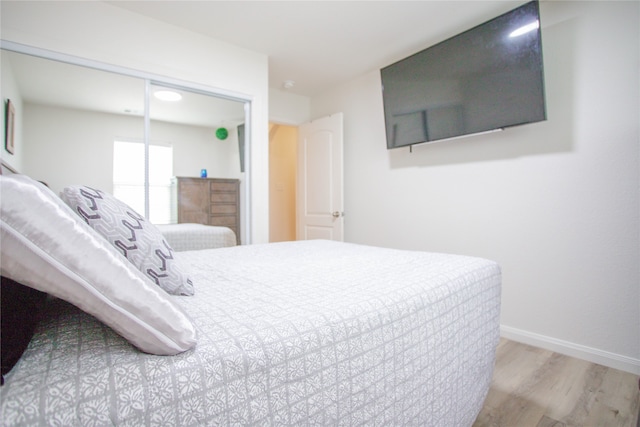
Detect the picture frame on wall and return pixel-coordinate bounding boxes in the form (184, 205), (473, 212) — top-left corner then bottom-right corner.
(5, 99), (15, 155)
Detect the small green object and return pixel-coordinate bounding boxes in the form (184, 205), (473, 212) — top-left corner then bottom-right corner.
(216, 127), (228, 140)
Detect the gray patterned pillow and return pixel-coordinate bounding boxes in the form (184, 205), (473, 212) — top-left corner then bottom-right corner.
(61, 186), (194, 296)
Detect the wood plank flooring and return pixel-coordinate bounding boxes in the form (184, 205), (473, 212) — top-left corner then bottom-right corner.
(473, 338), (639, 427)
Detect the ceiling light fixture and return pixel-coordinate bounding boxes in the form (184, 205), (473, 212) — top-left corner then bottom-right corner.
(283, 80), (295, 90)
(154, 89), (182, 101)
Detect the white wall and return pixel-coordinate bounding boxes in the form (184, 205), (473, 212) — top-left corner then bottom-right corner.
(0, 55), (24, 171)
(0, 1), (269, 243)
(24, 104), (141, 193)
(269, 88), (311, 125)
(23, 104), (242, 195)
(151, 120), (243, 181)
(311, 1), (639, 373)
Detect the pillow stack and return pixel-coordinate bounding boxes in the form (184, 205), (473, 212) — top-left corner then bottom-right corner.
(0, 174), (197, 360)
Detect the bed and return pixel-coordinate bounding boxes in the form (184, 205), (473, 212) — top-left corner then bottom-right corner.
(0, 173), (501, 426)
(157, 223), (237, 251)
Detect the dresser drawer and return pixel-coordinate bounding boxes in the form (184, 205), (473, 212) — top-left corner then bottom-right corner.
(211, 192), (237, 203)
(210, 182), (237, 193)
(211, 204), (237, 214)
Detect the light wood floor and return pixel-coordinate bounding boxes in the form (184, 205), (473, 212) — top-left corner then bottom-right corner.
(474, 338), (639, 427)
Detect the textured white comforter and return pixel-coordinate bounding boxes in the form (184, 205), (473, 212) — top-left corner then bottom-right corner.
(0, 240), (501, 426)
(157, 223), (237, 251)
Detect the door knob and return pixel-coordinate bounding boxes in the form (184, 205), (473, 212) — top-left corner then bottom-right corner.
(332, 211), (342, 218)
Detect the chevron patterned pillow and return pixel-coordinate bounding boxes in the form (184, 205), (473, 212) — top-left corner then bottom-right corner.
(61, 186), (194, 296)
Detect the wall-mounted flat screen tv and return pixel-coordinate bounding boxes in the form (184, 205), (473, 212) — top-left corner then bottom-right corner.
(381, 0), (546, 149)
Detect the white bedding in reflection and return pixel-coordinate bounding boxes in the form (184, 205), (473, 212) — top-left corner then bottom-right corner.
(157, 223), (236, 251)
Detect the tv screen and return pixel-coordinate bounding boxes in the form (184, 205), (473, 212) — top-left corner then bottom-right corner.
(381, 0), (546, 149)
(237, 124), (245, 172)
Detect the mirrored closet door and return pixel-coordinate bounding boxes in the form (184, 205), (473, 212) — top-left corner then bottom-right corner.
(1, 48), (249, 243)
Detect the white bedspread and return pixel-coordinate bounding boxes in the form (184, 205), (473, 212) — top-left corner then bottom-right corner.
(157, 223), (237, 251)
(0, 240), (501, 426)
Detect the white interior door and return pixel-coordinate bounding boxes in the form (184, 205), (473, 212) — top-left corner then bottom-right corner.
(297, 113), (344, 241)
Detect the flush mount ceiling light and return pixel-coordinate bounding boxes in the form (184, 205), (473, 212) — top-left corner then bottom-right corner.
(154, 89), (182, 101)
(283, 80), (295, 90)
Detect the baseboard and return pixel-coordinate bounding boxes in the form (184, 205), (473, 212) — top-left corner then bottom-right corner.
(500, 325), (640, 375)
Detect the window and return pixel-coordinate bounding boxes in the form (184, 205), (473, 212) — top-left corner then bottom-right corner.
(113, 140), (174, 224)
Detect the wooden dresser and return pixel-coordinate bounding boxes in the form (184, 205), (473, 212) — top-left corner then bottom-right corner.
(175, 177), (240, 244)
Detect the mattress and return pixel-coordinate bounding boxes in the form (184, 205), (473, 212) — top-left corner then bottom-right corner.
(157, 223), (237, 251)
(0, 240), (501, 426)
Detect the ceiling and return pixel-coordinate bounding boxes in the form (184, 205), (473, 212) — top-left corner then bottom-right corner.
(3, 1), (528, 128)
(106, 1), (526, 97)
(4, 50), (246, 128)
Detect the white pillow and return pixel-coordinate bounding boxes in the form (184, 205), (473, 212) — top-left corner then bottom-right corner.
(0, 174), (197, 355)
(60, 185), (194, 296)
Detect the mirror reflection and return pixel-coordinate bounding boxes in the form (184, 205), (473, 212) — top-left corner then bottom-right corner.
(2, 49), (247, 241)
